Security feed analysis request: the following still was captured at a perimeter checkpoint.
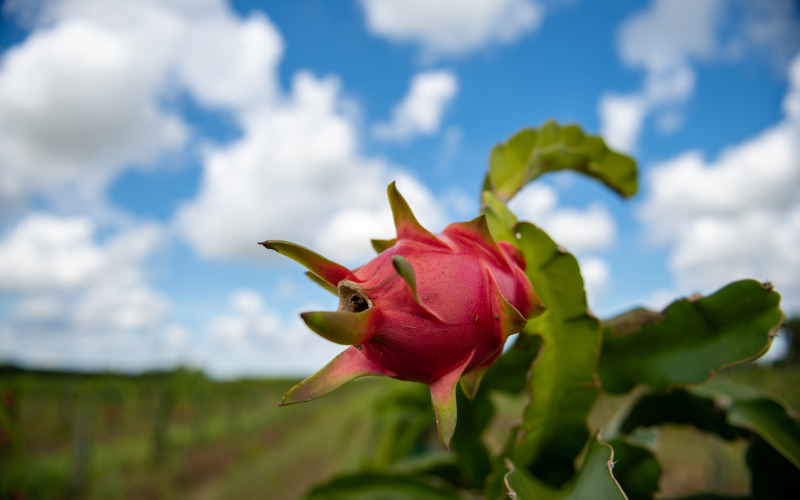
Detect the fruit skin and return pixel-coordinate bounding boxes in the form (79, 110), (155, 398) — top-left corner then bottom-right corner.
(260, 182), (542, 448)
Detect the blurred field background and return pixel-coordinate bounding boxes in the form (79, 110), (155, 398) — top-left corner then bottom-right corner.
(1, 355), (798, 500)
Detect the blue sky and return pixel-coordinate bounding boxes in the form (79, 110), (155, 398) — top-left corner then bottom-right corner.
(0, 0), (798, 377)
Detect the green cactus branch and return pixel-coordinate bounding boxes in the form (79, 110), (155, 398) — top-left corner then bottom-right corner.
(598, 280), (784, 394)
(484, 120), (637, 203)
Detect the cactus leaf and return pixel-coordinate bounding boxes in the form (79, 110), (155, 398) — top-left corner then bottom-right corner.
(728, 398), (800, 469)
(305, 472), (468, 498)
(430, 350), (475, 449)
(504, 438), (627, 499)
(300, 308), (381, 346)
(486, 120), (637, 203)
(514, 222), (601, 483)
(387, 182), (448, 248)
(619, 389), (742, 441)
(604, 438), (662, 500)
(599, 280), (784, 394)
(280, 346), (395, 405)
(260, 240), (356, 286)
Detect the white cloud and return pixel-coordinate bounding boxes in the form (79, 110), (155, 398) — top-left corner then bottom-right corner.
(639, 53), (800, 313)
(509, 184), (616, 254)
(208, 290), (281, 343)
(618, 0), (721, 71)
(435, 126), (463, 175)
(163, 324), (191, 351)
(0, 19), (187, 204)
(0, 214), (105, 291)
(598, 93), (648, 153)
(42, 0), (284, 110)
(0, 213), (180, 370)
(580, 256), (611, 306)
(315, 173), (444, 262)
(0, 0), (447, 266)
(357, 0), (543, 59)
(176, 72), (446, 265)
(598, 0), (721, 152)
(0, 0), (283, 207)
(441, 185), (476, 220)
(738, 0), (800, 71)
(0, 213), (162, 292)
(373, 70), (458, 141)
(785, 53), (800, 118)
(198, 289), (343, 377)
(600, 0), (800, 152)
(642, 63), (696, 103)
(598, 64), (696, 153)
(653, 108), (685, 135)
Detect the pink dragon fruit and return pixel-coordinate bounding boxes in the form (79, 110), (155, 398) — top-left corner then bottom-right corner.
(260, 182), (542, 448)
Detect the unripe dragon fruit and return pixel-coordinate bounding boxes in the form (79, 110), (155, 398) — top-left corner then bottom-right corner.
(260, 182), (542, 448)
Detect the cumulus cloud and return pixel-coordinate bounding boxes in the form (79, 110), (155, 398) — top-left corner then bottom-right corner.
(509, 184), (616, 255)
(0, 0), (448, 269)
(0, 214), (162, 293)
(639, 53), (800, 313)
(0, 214), (105, 291)
(0, 19), (186, 204)
(738, 0), (800, 70)
(0, 214), (180, 370)
(580, 257), (611, 304)
(598, 94), (649, 153)
(617, 0), (720, 70)
(357, 0), (543, 59)
(373, 70), (458, 141)
(197, 289), (342, 377)
(176, 72), (446, 264)
(600, 0), (800, 152)
(598, 0), (720, 152)
(0, 0), (282, 207)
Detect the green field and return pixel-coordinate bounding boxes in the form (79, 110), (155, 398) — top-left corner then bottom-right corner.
(1, 362), (798, 500)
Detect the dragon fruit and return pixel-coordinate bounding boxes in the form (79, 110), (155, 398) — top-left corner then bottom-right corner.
(260, 182), (542, 448)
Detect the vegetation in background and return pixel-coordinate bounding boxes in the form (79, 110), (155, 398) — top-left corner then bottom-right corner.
(0, 360), (798, 499)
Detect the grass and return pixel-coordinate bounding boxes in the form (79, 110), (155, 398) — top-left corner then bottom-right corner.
(0, 370), (404, 500)
(1, 362), (798, 499)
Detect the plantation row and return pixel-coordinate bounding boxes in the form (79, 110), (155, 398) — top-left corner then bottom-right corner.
(0, 367), (312, 499)
(1, 361), (798, 499)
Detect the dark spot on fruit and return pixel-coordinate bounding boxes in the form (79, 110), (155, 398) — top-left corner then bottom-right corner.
(350, 295), (369, 312)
